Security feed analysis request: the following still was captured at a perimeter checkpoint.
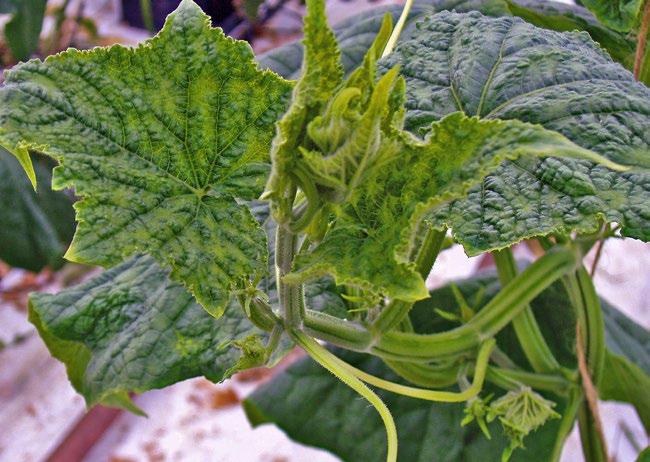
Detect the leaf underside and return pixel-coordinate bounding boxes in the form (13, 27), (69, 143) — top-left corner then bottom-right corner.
(0, 0), (293, 317)
(377, 12), (650, 255)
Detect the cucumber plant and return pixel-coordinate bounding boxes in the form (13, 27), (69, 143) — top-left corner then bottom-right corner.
(1, 0), (649, 460)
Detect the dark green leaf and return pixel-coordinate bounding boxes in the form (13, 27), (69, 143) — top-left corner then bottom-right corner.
(0, 0), (293, 317)
(258, 0), (512, 79)
(378, 12), (650, 255)
(29, 255), (266, 412)
(506, 0), (638, 72)
(0, 0), (47, 61)
(258, 0), (638, 79)
(0, 147), (75, 272)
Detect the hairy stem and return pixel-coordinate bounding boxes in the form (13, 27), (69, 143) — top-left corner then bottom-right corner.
(384, 359), (460, 388)
(276, 225), (304, 328)
(249, 297), (280, 331)
(302, 247), (578, 361)
(381, 0), (414, 58)
(634, 0), (650, 80)
(493, 248), (560, 373)
(372, 228), (446, 333)
(345, 339), (494, 402)
(374, 248), (578, 360)
(292, 330), (398, 462)
(578, 401), (608, 462)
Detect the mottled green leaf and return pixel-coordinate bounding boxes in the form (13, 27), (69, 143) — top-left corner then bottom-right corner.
(0, 0), (293, 316)
(0, 148), (75, 271)
(377, 12), (650, 255)
(580, 0), (645, 32)
(0, 0), (47, 61)
(29, 255), (266, 412)
(288, 112), (612, 303)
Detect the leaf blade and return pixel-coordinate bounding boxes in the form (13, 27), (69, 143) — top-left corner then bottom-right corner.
(0, 0), (293, 316)
(377, 12), (650, 254)
(28, 255), (266, 411)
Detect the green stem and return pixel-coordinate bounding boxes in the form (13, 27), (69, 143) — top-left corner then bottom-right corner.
(562, 267), (605, 387)
(372, 227), (446, 333)
(302, 247), (577, 362)
(373, 248), (578, 360)
(292, 330), (398, 462)
(550, 388), (583, 462)
(276, 225), (304, 328)
(493, 248), (560, 373)
(381, 0), (414, 58)
(303, 309), (373, 350)
(344, 339), (494, 402)
(384, 360), (459, 388)
(486, 367), (573, 395)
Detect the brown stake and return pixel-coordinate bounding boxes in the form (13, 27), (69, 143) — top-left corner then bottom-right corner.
(634, 0), (650, 80)
(576, 324), (609, 460)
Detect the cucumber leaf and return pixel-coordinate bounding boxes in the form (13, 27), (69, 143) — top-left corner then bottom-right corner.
(0, 0), (293, 317)
(378, 12), (650, 255)
(506, 0), (638, 72)
(0, 148), (75, 271)
(28, 202), (346, 412)
(258, 0), (509, 79)
(0, 0), (47, 61)
(580, 0), (645, 32)
(29, 255), (267, 412)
